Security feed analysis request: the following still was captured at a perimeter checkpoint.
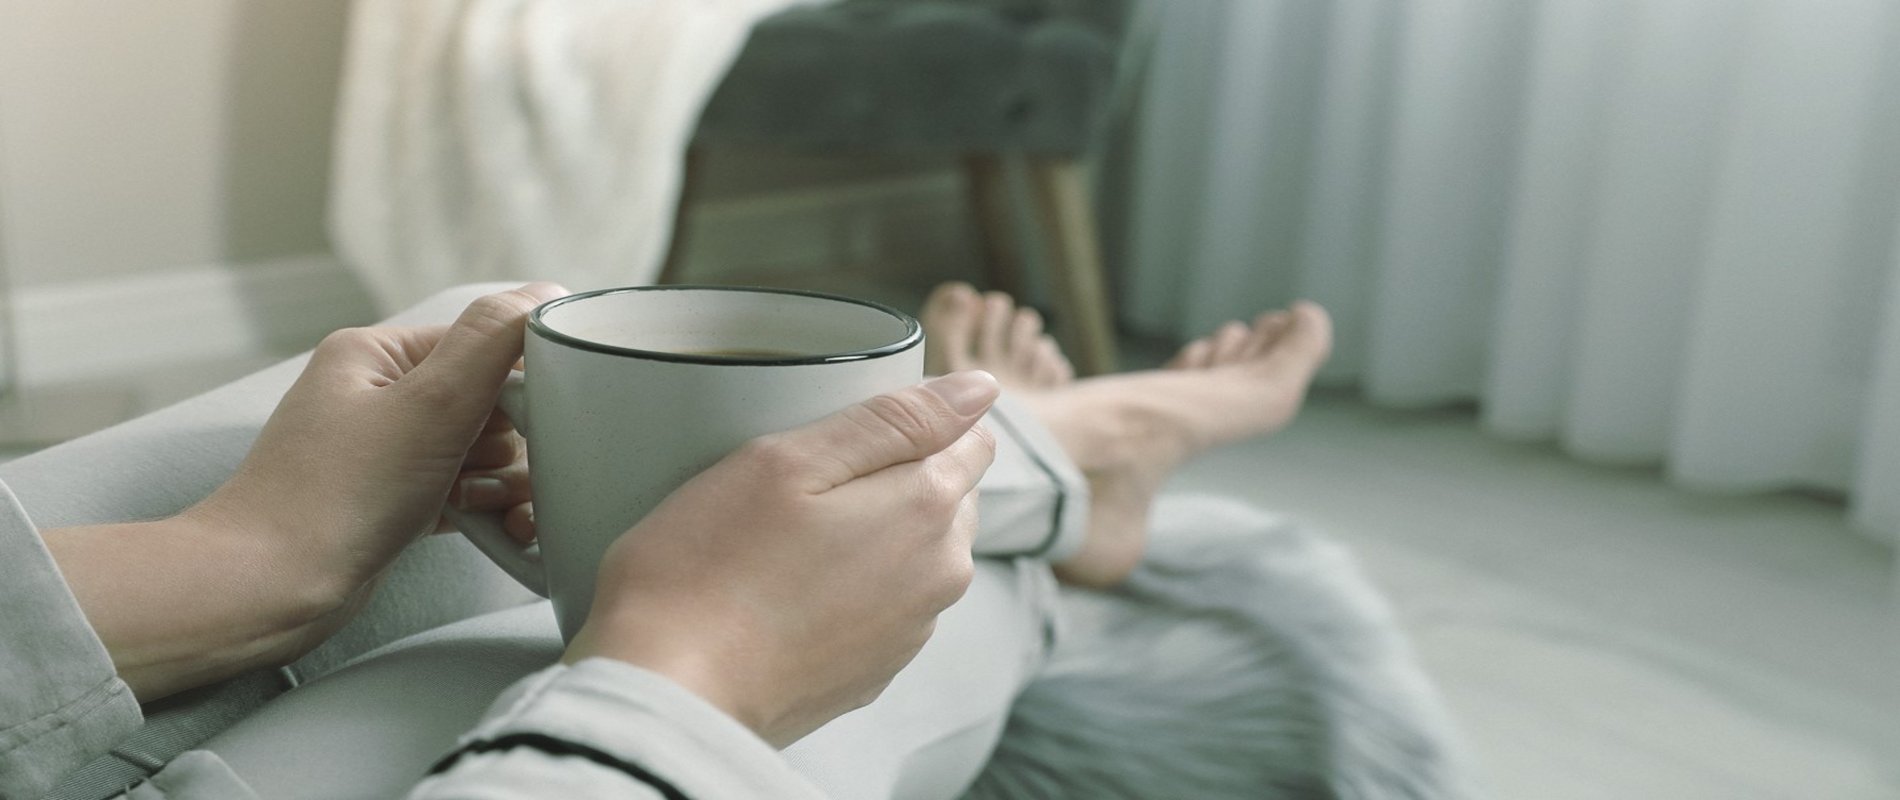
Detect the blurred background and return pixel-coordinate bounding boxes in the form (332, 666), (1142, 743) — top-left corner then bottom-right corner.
(0, 0), (1895, 796)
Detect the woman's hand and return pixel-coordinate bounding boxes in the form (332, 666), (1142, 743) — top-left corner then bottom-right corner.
(52, 285), (567, 700)
(197, 283), (565, 603)
(562, 370), (1001, 748)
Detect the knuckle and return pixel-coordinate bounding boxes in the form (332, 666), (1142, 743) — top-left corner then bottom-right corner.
(967, 423), (998, 463)
(934, 556), (976, 607)
(908, 483), (948, 517)
(735, 433), (802, 473)
(923, 468), (967, 510)
(857, 391), (947, 451)
(316, 327), (373, 355)
(459, 291), (538, 335)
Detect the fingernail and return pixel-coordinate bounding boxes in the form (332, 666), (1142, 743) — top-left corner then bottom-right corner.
(454, 477), (506, 509)
(924, 371), (999, 416)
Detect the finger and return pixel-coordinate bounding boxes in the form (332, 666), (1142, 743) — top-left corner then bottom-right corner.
(761, 371), (999, 491)
(406, 283), (569, 412)
(461, 428), (524, 469)
(503, 503), (536, 545)
(480, 406), (520, 435)
(835, 422), (997, 528)
(307, 325), (446, 384)
(450, 463), (533, 511)
(933, 494), (980, 606)
(944, 490), (980, 554)
(922, 422), (999, 498)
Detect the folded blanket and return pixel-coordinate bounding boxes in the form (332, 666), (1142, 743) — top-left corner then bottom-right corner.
(331, 0), (822, 310)
(965, 494), (1484, 799)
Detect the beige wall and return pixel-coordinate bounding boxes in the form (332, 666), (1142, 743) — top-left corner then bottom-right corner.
(0, 0), (351, 289)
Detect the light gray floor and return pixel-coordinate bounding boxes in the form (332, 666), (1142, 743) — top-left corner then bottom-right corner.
(1170, 390), (1900, 799)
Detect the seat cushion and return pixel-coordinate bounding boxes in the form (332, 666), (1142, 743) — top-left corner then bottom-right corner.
(694, 0), (1131, 155)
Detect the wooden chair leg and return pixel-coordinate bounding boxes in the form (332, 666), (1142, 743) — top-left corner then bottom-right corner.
(654, 148), (704, 285)
(964, 155), (1028, 298)
(1027, 159), (1118, 375)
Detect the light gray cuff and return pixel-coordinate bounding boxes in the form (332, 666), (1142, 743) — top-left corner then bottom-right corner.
(411, 659), (826, 799)
(970, 392), (1089, 560)
(120, 752), (262, 800)
(0, 482), (144, 800)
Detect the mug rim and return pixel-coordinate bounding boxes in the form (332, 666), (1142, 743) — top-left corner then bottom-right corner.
(528, 284), (925, 366)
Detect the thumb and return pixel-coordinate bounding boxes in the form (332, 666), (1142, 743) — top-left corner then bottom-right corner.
(406, 283), (568, 403)
(774, 371), (999, 491)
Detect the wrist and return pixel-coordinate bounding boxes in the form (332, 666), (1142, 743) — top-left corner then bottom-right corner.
(176, 500), (357, 646)
(184, 491), (358, 620)
(563, 612), (783, 744)
(48, 512), (350, 701)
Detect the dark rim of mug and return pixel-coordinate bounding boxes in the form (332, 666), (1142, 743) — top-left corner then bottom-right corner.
(526, 285), (925, 366)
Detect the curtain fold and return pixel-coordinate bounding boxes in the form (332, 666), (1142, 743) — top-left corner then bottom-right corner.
(1125, 0), (1900, 545)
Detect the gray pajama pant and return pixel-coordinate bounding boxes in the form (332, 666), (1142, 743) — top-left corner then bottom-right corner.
(18, 284), (1088, 800)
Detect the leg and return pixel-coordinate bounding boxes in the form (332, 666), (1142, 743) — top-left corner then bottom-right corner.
(965, 155), (1028, 299)
(1027, 159), (1119, 376)
(925, 284), (1336, 588)
(780, 558), (1058, 800)
(202, 560), (1061, 800)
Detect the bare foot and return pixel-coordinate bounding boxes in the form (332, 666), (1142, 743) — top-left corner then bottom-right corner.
(921, 282), (1074, 389)
(1031, 301), (1334, 588)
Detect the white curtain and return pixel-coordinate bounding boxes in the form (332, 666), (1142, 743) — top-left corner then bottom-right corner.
(1124, 0), (1900, 545)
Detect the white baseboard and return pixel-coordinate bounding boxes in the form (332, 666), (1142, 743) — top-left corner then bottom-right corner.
(11, 253), (373, 387)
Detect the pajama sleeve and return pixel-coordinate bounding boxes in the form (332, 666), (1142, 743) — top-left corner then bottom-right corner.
(409, 659), (828, 799)
(98, 661), (817, 799)
(0, 482), (145, 799)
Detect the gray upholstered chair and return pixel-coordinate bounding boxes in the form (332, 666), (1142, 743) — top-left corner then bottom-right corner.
(660, 0), (1141, 375)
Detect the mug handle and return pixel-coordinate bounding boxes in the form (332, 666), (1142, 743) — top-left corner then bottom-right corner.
(440, 371), (549, 597)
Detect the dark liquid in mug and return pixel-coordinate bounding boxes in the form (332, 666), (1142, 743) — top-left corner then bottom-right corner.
(683, 348), (809, 359)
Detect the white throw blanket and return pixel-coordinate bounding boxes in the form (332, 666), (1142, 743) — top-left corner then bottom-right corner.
(331, 0), (820, 311)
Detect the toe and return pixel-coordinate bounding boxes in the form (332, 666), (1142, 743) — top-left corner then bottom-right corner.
(1009, 308), (1044, 365)
(922, 282), (980, 374)
(1246, 311), (1292, 357)
(1209, 321), (1252, 365)
(923, 281), (976, 317)
(1036, 335), (1074, 387)
(1167, 337), (1214, 370)
(1262, 301), (1334, 377)
(979, 292), (1014, 364)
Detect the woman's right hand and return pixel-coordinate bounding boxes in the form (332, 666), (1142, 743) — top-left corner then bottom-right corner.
(561, 370), (1001, 747)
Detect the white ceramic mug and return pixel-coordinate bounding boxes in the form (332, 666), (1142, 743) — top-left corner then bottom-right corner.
(445, 285), (925, 641)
